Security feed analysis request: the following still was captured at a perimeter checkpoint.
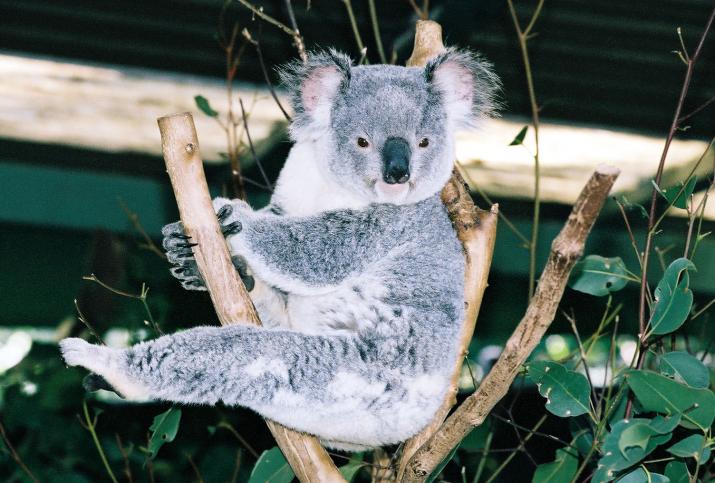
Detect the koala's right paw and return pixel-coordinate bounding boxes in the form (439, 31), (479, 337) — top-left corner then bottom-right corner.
(161, 220), (255, 292)
(161, 221), (206, 291)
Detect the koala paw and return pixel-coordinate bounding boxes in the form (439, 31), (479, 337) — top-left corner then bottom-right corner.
(162, 203), (255, 292)
(59, 337), (105, 371)
(83, 373), (121, 397)
(161, 221), (206, 291)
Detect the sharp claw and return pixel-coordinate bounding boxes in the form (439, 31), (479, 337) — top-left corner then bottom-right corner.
(171, 233), (192, 240)
(242, 275), (255, 292)
(175, 242), (198, 249)
(222, 221), (242, 235)
(217, 204), (233, 222)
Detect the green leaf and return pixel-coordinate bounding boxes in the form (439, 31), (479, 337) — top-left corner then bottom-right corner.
(664, 461), (690, 483)
(616, 467), (668, 483)
(570, 418), (594, 457)
(509, 125), (528, 145)
(194, 95), (219, 117)
(528, 361), (591, 417)
(147, 407), (182, 459)
(593, 418), (672, 483)
(648, 414), (681, 434)
(618, 422), (657, 457)
(568, 255), (630, 296)
(249, 447), (295, 483)
(658, 176), (697, 209)
(667, 434), (711, 463)
(532, 448), (578, 483)
(660, 351), (710, 388)
(338, 461), (365, 482)
(648, 258), (695, 335)
(338, 453), (365, 482)
(626, 370), (715, 430)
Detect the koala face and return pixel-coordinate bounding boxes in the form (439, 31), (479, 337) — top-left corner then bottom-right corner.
(280, 49), (499, 204)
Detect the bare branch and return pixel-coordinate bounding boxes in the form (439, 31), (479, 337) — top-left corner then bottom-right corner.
(401, 165), (620, 481)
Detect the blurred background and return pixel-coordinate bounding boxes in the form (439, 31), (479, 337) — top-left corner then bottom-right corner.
(0, 0), (713, 481)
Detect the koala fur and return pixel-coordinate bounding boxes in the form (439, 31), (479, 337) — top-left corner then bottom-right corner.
(60, 48), (499, 450)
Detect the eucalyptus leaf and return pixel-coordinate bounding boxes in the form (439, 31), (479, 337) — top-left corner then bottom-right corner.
(616, 467), (668, 483)
(532, 448), (578, 483)
(339, 461), (365, 482)
(664, 461), (690, 483)
(667, 434), (711, 463)
(658, 176), (697, 209)
(568, 255), (630, 296)
(593, 418), (672, 483)
(194, 95), (219, 117)
(509, 125), (528, 146)
(248, 447), (295, 483)
(618, 422), (656, 457)
(626, 370), (715, 430)
(147, 407), (182, 459)
(528, 361), (591, 417)
(660, 351), (710, 388)
(648, 258), (695, 335)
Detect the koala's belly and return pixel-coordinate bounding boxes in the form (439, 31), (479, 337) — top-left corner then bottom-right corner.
(285, 277), (393, 334)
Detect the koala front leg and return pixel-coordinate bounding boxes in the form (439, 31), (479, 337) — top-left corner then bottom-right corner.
(215, 198), (409, 296)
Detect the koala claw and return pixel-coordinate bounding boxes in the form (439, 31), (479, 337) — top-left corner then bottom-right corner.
(222, 221), (242, 236)
(83, 373), (121, 396)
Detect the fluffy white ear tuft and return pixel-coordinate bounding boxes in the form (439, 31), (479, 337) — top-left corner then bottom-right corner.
(278, 50), (352, 140)
(426, 48), (501, 129)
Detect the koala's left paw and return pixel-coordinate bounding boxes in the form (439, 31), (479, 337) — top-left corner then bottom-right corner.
(59, 337), (100, 369)
(213, 197), (250, 237)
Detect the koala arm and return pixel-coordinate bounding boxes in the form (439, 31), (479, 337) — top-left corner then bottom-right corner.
(60, 320), (452, 447)
(219, 198), (410, 296)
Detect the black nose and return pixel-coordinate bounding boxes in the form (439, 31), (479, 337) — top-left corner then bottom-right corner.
(382, 137), (411, 184)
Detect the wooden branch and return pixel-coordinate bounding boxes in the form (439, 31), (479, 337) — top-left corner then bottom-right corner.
(396, 21), (500, 480)
(157, 112), (344, 483)
(401, 165), (620, 481)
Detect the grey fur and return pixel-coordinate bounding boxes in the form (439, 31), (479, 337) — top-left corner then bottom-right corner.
(60, 47), (500, 449)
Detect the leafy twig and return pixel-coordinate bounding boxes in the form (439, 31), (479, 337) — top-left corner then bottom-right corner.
(506, 0), (546, 300)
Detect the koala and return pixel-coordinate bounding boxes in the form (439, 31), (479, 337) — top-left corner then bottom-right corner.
(60, 48), (499, 450)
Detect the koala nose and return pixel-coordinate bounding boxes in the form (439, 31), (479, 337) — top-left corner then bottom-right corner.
(382, 137), (411, 184)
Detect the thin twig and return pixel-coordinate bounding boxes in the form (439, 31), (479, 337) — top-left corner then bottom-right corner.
(186, 453), (206, 483)
(238, 98), (273, 191)
(483, 415), (547, 483)
(367, 0), (387, 63)
(74, 299), (105, 345)
(119, 199), (166, 260)
(115, 433), (134, 483)
(342, 0), (368, 63)
(243, 28), (292, 121)
(678, 94), (715, 123)
(237, 0), (307, 63)
(472, 429), (493, 483)
(216, 421), (260, 459)
(0, 419), (40, 483)
(507, 0), (545, 300)
(83, 401), (119, 483)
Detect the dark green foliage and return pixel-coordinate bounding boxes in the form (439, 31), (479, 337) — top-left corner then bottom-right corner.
(568, 255), (630, 297)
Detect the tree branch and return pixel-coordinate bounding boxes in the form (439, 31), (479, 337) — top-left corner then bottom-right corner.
(401, 165), (620, 481)
(396, 20), (500, 481)
(157, 112), (344, 482)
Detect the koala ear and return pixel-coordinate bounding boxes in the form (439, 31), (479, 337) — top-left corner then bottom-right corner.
(425, 48), (501, 129)
(278, 49), (352, 139)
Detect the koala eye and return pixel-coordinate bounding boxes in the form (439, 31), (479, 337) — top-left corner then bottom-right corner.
(418, 138), (429, 148)
(357, 137), (369, 148)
